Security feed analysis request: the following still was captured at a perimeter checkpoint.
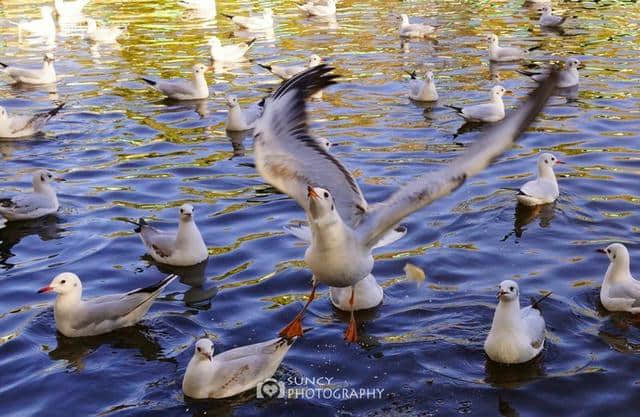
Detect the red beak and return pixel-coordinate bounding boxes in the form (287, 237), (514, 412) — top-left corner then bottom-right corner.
(496, 290), (507, 299)
(38, 286), (53, 294)
(307, 186), (319, 199)
(555, 160), (566, 164)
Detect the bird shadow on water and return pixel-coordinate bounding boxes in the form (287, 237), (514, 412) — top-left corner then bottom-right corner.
(0, 215), (65, 270)
(501, 202), (556, 242)
(483, 354), (546, 389)
(144, 258), (218, 309)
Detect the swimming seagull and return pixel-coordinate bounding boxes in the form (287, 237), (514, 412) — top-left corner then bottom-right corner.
(487, 34), (539, 62)
(178, 0), (216, 13)
(538, 4), (568, 27)
(85, 18), (125, 44)
(55, 0), (90, 17)
(125, 204), (208, 267)
(0, 170), (60, 221)
(253, 64), (557, 342)
(407, 69), (438, 102)
(0, 53), (57, 85)
(38, 272), (177, 337)
(208, 36), (256, 63)
(225, 95), (263, 131)
(446, 86), (507, 123)
(399, 14), (436, 38)
(484, 280), (550, 364)
(518, 58), (582, 88)
(258, 55), (322, 80)
(516, 153), (564, 206)
(0, 103), (64, 139)
(297, 0), (337, 17)
(141, 64), (210, 100)
(221, 8), (274, 30)
(597, 243), (640, 313)
(183, 337), (297, 399)
(10, 6), (56, 40)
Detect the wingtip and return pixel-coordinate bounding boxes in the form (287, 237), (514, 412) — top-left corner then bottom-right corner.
(221, 13), (234, 20)
(246, 38), (257, 48)
(258, 63), (272, 71)
(405, 70), (417, 79)
(140, 77), (156, 86)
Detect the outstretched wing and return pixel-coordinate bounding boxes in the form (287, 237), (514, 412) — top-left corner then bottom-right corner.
(356, 71), (559, 248)
(253, 64), (368, 227)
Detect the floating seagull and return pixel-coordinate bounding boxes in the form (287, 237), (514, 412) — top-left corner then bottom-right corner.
(518, 58), (582, 88)
(141, 64), (210, 100)
(0, 103), (64, 138)
(487, 34), (539, 62)
(125, 204), (208, 267)
(38, 272), (176, 337)
(10, 6), (56, 40)
(178, 0), (216, 13)
(208, 36), (255, 63)
(253, 65), (557, 342)
(221, 8), (274, 31)
(484, 280), (549, 364)
(85, 18), (124, 43)
(259, 55), (322, 80)
(399, 14), (436, 38)
(407, 69), (438, 102)
(183, 337), (296, 399)
(0, 53), (57, 85)
(54, 0), (90, 17)
(0, 170), (60, 221)
(597, 243), (640, 313)
(297, 0), (336, 17)
(225, 95), (263, 131)
(538, 4), (568, 27)
(446, 85), (506, 123)
(516, 153), (564, 206)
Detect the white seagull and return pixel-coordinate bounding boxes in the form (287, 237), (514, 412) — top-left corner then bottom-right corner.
(208, 36), (256, 63)
(0, 54), (57, 85)
(0, 170), (60, 221)
(518, 58), (582, 88)
(10, 6), (56, 40)
(407, 69), (438, 102)
(178, 0), (216, 13)
(0, 103), (64, 139)
(221, 8), (274, 31)
(225, 95), (263, 131)
(258, 55), (322, 80)
(55, 0), (90, 16)
(516, 153), (564, 206)
(484, 280), (549, 364)
(539, 4), (568, 27)
(297, 0), (337, 17)
(126, 204), (208, 267)
(399, 14), (436, 38)
(86, 18), (124, 44)
(38, 272), (176, 337)
(183, 337), (296, 399)
(597, 243), (640, 313)
(253, 65), (557, 341)
(487, 34), (539, 62)
(447, 85), (507, 123)
(141, 64), (210, 100)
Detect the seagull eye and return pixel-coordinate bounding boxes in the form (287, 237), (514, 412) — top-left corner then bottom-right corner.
(607, 249), (611, 254)
(331, 204), (334, 211)
(323, 192), (329, 198)
(61, 280), (66, 284)
(509, 286), (514, 291)
(197, 347), (201, 352)
(544, 160), (548, 164)
(180, 209), (184, 213)
(41, 175), (45, 181)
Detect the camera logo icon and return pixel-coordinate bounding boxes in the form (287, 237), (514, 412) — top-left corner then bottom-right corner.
(256, 378), (286, 399)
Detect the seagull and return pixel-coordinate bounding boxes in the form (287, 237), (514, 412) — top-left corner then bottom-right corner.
(178, 0), (216, 13)
(0, 53), (57, 85)
(330, 274), (382, 311)
(225, 95), (263, 131)
(597, 243), (640, 313)
(253, 64), (557, 342)
(297, 0), (337, 17)
(0, 170), (60, 221)
(518, 58), (582, 88)
(487, 34), (539, 62)
(208, 36), (256, 63)
(0, 103), (64, 138)
(54, 0), (90, 17)
(484, 280), (549, 364)
(141, 64), (210, 100)
(407, 69), (438, 102)
(125, 204), (208, 267)
(516, 153), (564, 206)
(446, 85), (507, 123)
(10, 6), (56, 40)
(399, 14), (436, 38)
(38, 272), (176, 337)
(258, 55), (322, 80)
(85, 18), (124, 43)
(183, 337), (296, 399)
(538, 4), (568, 27)
(221, 8), (274, 31)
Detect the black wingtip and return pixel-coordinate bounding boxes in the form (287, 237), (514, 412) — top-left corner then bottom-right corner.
(527, 45), (541, 52)
(405, 70), (417, 79)
(221, 13), (234, 20)
(258, 63), (272, 71)
(131, 274), (177, 296)
(246, 38), (257, 48)
(48, 102), (65, 117)
(445, 104), (463, 113)
(0, 62), (7, 68)
(531, 292), (552, 310)
(271, 64), (339, 102)
(140, 77), (156, 86)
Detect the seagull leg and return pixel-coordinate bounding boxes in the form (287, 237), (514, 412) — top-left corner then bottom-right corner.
(279, 277), (318, 339)
(344, 286), (358, 343)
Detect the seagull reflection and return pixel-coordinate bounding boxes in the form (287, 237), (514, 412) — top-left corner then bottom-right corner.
(152, 260), (218, 308)
(484, 354), (545, 388)
(226, 130), (251, 159)
(159, 98), (209, 118)
(509, 202), (556, 240)
(498, 395), (520, 417)
(0, 215), (65, 269)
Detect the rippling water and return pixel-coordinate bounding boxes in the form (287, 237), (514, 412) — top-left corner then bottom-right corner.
(1, 0), (640, 415)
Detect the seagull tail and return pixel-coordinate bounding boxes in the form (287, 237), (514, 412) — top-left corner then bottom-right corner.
(516, 69), (539, 78)
(246, 38), (257, 48)
(527, 45), (542, 52)
(47, 102), (65, 118)
(445, 104), (464, 114)
(405, 70), (417, 79)
(122, 217), (146, 232)
(258, 63), (272, 71)
(140, 77), (156, 86)
(0, 62), (7, 68)
(500, 187), (521, 192)
(220, 13), (234, 20)
(531, 292), (553, 310)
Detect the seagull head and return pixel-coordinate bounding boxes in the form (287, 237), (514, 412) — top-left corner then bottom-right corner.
(486, 33), (499, 46)
(399, 14), (409, 24)
(207, 36), (221, 47)
(538, 5), (551, 14)
(308, 54), (322, 67)
(425, 71), (434, 83)
(179, 204), (195, 221)
(597, 243), (630, 266)
(86, 18), (97, 32)
(195, 338), (213, 362)
(566, 58), (583, 70)
(307, 186), (336, 221)
(491, 85), (506, 100)
(537, 152), (564, 177)
(44, 53), (55, 64)
(32, 169), (56, 191)
(497, 280), (519, 302)
(317, 137), (332, 151)
(38, 272), (82, 296)
(226, 94), (239, 108)
(192, 63), (209, 77)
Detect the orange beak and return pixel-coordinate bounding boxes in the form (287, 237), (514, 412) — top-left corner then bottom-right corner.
(38, 286), (53, 293)
(307, 186), (319, 199)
